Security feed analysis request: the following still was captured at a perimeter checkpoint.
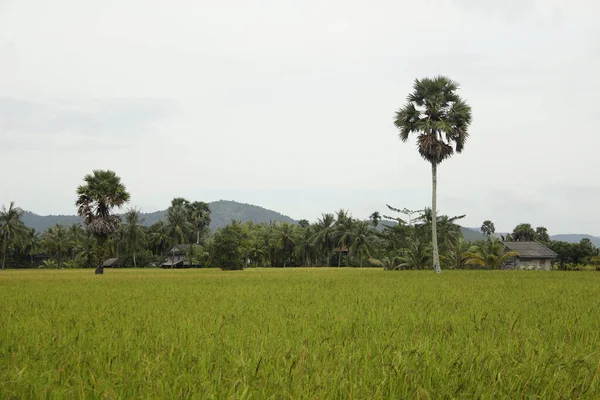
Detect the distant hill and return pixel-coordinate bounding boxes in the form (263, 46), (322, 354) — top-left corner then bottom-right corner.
(550, 234), (600, 247)
(21, 200), (297, 232)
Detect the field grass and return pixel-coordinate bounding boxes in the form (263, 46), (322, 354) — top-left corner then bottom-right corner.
(1, 268), (600, 399)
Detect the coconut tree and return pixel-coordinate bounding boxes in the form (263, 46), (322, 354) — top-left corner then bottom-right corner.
(122, 207), (146, 268)
(350, 221), (375, 267)
(463, 238), (519, 269)
(394, 76), (472, 273)
(276, 222), (297, 268)
(148, 220), (170, 255)
(397, 237), (431, 270)
(75, 170), (130, 274)
(334, 215), (355, 267)
(295, 225), (316, 267)
(311, 213), (336, 267)
(43, 224), (72, 269)
(442, 236), (471, 269)
(75, 231), (97, 268)
(0, 202), (26, 269)
(21, 227), (41, 267)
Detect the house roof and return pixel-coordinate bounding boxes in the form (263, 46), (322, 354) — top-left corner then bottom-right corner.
(103, 258), (120, 267)
(502, 241), (556, 259)
(166, 244), (192, 254)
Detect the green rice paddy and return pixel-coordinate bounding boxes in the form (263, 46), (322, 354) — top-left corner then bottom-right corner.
(1, 268), (600, 398)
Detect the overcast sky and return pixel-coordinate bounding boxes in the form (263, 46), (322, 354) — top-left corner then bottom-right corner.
(1, 0), (599, 234)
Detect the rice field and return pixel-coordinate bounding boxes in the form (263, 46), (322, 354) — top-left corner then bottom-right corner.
(1, 268), (600, 399)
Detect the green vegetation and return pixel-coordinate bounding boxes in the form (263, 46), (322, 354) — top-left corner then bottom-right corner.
(2, 269), (600, 398)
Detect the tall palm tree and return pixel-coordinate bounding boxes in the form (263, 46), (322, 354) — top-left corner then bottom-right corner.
(394, 76), (472, 273)
(122, 207), (146, 268)
(350, 221), (375, 267)
(75, 170), (130, 274)
(463, 238), (519, 269)
(0, 202), (26, 270)
(312, 213), (336, 267)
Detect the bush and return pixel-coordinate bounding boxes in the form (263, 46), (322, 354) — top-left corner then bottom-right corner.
(209, 223), (249, 270)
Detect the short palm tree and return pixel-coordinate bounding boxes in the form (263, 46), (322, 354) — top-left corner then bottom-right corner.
(0, 202), (26, 269)
(442, 237), (471, 269)
(463, 238), (519, 269)
(394, 76), (472, 273)
(75, 170), (130, 274)
(397, 238), (431, 270)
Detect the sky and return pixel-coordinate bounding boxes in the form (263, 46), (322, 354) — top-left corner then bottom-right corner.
(1, 0), (599, 234)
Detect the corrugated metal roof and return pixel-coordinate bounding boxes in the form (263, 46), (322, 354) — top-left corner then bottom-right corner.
(103, 258), (120, 267)
(503, 241), (556, 259)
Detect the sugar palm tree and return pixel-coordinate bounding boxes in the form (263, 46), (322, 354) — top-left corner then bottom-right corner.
(75, 170), (130, 274)
(394, 76), (472, 273)
(463, 238), (519, 269)
(189, 201), (211, 244)
(122, 207), (146, 268)
(0, 202), (26, 270)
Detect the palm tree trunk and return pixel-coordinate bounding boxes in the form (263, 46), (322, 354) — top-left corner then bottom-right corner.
(133, 251), (137, 268)
(432, 162), (441, 274)
(338, 250), (341, 267)
(95, 237), (106, 274)
(196, 230), (200, 245)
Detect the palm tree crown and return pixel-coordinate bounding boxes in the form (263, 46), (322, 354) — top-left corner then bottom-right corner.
(76, 170), (130, 237)
(394, 76), (472, 164)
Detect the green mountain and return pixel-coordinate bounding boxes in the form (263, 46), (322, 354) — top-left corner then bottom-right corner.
(21, 200), (297, 232)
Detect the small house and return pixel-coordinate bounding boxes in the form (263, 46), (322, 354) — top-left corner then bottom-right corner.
(502, 241), (556, 270)
(162, 244), (202, 268)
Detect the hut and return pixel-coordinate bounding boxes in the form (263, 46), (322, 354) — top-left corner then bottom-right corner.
(162, 244), (200, 268)
(502, 241), (556, 270)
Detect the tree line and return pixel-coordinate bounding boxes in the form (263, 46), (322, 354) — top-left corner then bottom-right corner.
(2, 194), (598, 271)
